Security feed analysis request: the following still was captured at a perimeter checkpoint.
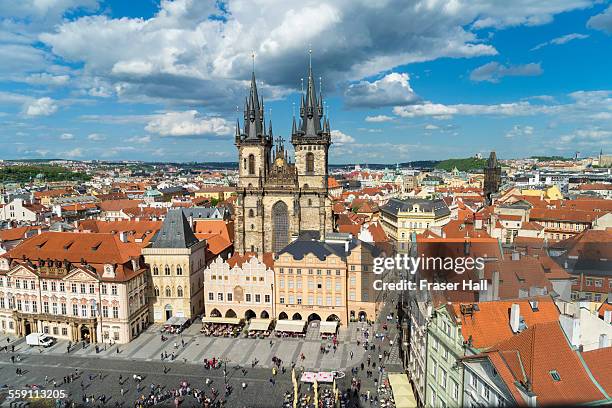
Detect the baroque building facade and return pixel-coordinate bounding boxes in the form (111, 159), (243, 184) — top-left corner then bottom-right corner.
(0, 231), (149, 344)
(234, 61), (333, 254)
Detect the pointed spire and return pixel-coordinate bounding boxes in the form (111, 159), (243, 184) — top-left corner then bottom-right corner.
(292, 116), (297, 135)
(299, 48), (323, 137)
(269, 119), (273, 138)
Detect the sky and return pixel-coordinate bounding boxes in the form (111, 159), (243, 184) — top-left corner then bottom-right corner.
(0, 0), (611, 164)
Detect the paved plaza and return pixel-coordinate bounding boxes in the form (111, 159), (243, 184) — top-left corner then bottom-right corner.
(0, 299), (404, 407)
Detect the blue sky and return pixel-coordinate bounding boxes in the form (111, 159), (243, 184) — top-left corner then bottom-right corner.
(0, 0), (611, 164)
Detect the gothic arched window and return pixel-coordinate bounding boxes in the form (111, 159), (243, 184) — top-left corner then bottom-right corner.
(248, 209), (254, 217)
(165, 286), (171, 297)
(177, 286), (184, 297)
(153, 266), (159, 275)
(248, 154), (255, 175)
(164, 265), (170, 275)
(306, 152), (314, 173)
(154, 286), (160, 296)
(176, 265), (183, 276)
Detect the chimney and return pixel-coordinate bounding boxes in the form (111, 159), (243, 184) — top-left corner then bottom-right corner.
(568, 316), (581, 347)
(604, 310), (612, 324)
(492, 270), (500, 300)
(119, 231), (128, 243)
(510, 303), (520, 333)
(598, 333), (609, 349)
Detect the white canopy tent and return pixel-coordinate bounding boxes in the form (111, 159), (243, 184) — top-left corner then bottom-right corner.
(165, 316), (189, 326)
(201, 316), (242, 325)
(319, 321), (338, 334)
(248, 318), (272, 331)
(274, 320), (306, 333)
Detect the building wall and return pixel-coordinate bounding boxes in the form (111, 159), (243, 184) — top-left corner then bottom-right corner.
(203, 256), (274, 319)
(143, 243), (206, 322)
(0, 264), (148, 344)
(425, 307), (465, 408)
(0, 199), (38, 222)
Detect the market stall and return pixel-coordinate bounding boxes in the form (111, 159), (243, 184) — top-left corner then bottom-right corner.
(247, 318), (273, 338)
(200, 316), (244, 337)
(319, 321), (338, 338)
(161, 316), (190, 334)
(274, 320), (307, 337)
(388, 373), (417, 408)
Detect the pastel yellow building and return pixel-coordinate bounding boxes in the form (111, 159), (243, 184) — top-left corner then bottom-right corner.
(273, 233), (385, 326)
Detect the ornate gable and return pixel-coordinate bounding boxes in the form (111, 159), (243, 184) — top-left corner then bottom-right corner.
(63, 266), (99, 283)
(7, 264), (38, 279)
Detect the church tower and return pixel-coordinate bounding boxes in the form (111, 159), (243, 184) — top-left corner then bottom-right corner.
(483, 151), (501, 205)
(235, 72), (273, 189)
(292, 58), (331, 190)
(234, 54), (333, 255)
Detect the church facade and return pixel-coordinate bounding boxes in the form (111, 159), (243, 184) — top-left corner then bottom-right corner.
(234, 62), (333, 254)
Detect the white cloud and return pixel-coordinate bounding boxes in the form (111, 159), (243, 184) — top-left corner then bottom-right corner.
(22, 73), (70, 86)
(425, 124), (440, 130)
(145, 110), (232, 137)
(126, 135), (151, 144)
(505, 125), (534, 138)
(63, 147), (83, 158)
(87, 133), (105, 141)
(24, 97), (58, 116)
(557, 127), (612, 150)
(393, 100), (561, 119)
(345, 73), (419, 108)
(365, 115), (393, 123)
(531, 33), (589, 51)
(60, 133), (74, 140)
(588, 5), (612, 34)
(331, 130), (355, 145)
(393, 103), (458, 119)
(470, 62), (542, 83)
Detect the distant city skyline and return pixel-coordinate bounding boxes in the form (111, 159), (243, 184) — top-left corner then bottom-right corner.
(0, 0), (611, 163)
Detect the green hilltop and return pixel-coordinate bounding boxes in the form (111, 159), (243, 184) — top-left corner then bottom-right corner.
(434, 157), (487, 172)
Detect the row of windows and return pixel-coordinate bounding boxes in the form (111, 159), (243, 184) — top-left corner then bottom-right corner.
(154, 286), (184, 298)
(572, 291), (604, 302)
(152, 265), (183, 276)
(4, 298), (120, 319)
(429, 357), (459, 399)
(0, 279), (118, 295)
(278, 268), (344, 275)
(279, 295), (342, 306)
(208, 292), (270, 303)
(279, 279), (344, 291)
(210, 275), (264, 282)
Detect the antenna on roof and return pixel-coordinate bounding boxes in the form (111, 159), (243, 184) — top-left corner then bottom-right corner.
(251, 50), (255, 73)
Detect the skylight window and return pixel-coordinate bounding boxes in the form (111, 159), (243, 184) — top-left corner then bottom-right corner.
(550, 370), (561, 382)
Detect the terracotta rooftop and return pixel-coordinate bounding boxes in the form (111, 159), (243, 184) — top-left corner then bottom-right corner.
(4, 231), (142, 282)
(485, 322), (608, 406)
(448, 296), (560, 350)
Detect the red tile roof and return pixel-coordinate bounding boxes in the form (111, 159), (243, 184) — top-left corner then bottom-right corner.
(449, 296), (559, 349)
(485, 322), (607, 405)
(581, 347), (612, 396)
(4, 231), (143, 282)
